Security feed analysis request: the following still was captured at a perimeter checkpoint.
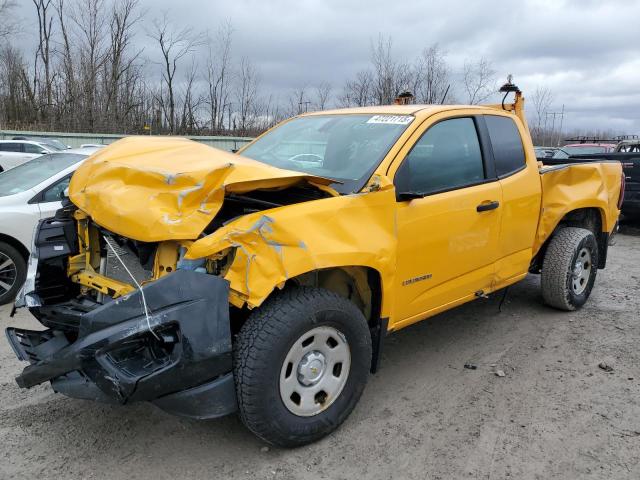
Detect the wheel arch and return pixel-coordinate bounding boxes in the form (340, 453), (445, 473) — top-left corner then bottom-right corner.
(284, 266), (387, 373)
(531, 207), (608, 272)
(284, 266), (381, 324)
(0, 233), (30, 261)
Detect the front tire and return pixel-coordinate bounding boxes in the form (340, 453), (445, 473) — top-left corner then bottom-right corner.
(233, 287), (372, 447)
(541, 227), (598, 311)
(0, 241), (26, 305)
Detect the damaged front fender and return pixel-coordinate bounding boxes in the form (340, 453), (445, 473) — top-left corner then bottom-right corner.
(186, 184), (398, 315)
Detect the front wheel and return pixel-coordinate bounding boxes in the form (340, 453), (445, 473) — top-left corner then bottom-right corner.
(233, 287), (372, 447)
(541, 227), (599, 311)
(0, 241), (26, 305)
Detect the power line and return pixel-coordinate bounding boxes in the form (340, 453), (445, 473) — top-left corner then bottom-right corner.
(545, 106), (565, 146)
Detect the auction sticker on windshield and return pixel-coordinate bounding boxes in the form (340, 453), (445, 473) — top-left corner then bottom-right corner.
(366, 115), (413, 125)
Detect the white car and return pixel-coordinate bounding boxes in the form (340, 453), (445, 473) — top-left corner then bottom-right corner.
(11, 136), (71, 150)
(0, 140), (62, 172)
(79, 143), (107, 149)
(0, 147), (100, 304)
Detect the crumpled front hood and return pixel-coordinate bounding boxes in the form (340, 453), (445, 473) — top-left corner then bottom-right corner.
(69, 136), (333, 242)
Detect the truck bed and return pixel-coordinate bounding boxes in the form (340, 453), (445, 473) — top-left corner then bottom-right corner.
(538, 153), (639, 216)
(534, 161), (623, 255)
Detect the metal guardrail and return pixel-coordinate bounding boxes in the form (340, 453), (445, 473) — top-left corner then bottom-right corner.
(0, 130), (254, 152)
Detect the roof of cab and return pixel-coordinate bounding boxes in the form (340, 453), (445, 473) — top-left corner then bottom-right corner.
(303, 104), (489, 119)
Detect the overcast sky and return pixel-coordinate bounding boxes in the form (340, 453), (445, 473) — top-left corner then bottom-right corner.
(16, 0), (640, 134)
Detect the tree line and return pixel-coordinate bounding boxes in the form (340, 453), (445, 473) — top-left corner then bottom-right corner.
(0, 0), (568, 141)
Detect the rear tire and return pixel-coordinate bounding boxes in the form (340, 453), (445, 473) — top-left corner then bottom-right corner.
(0, 241), (26, 305)
(541, 227), (598, 311)
(233, 286), (371, 447)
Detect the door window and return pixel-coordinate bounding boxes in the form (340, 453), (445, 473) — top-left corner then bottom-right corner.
(396, 117), (485, 195)
(24, 143), (46, 154)
(40, 175), (71, 202)
(484, 115), (526, 176)
(0, 143), (23, 152)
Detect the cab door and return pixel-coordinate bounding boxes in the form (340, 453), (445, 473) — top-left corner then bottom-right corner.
(482, 114), (542, 287)
(390, 114), (502, 329)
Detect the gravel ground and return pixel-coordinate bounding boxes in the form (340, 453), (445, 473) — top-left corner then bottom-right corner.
(1, 226), (639, 479)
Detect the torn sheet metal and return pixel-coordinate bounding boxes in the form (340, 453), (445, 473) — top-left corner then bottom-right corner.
(69, 136), (334, 242)
(186, 184), (398, 315)
(534, 162), (622, 254)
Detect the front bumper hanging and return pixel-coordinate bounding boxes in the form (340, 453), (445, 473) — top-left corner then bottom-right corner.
(8, 267), (238, 419)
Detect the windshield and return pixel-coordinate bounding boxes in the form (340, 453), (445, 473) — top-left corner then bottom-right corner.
(553, 145), (609, 159)
(42, 139), (67, 150)
(0, 153), (85, 197)
(240, 114), (413, 193)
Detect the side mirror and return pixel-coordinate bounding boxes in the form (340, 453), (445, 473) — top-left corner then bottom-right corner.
(40, 150), (48, 154)
(394, 160), (415, 201)
(62, 187), (69, 198)
(396, 191), (425, 201)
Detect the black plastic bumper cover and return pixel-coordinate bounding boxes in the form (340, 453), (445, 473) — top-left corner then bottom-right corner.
(7, 270), (237, 419)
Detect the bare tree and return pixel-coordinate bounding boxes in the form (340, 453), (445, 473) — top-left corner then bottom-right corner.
(149, 12), (202, 133)
(339, 70), (373, 107)
(32, 0), (55, 122)
(529, 85), (554, 145)
(463, 57), (496, 104)
(178, 61), (201, 134)
(54, 0), (76, 124)
(287, 86), (309, 115)
(1, 1), (165, 134)
(104, 0), (142, 127)
(260, 93), (282, 129)
(0, 1), (17, 40)
(0, 46), (37, 125)
(341, 36), (439, 108)
(415, 44), (449, 104)
(315, 81), (332, 110)
(204, 21), (232, 133)
(236, 57), (260, 134)
(370, 35), (397, 105)
(71, 0), (110, 130)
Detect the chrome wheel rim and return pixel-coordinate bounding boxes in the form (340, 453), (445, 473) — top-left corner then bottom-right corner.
(571, 247), (592, 295)
(280, 326), (351, 417)
(0, 252), (17, 297)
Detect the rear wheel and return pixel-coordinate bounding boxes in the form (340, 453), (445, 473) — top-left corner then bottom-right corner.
(541, 227), (598, 311)
(0, 241), (26, 305)
(233, 287), (371, 447)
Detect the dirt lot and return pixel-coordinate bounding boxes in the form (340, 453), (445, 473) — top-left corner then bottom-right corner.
(1, 227), (639, 480)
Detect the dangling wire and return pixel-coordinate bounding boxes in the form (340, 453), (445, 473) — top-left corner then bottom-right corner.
(498, 286), (510, 313)
(103, 235), (160, 341)
(501, 91), (510, 111)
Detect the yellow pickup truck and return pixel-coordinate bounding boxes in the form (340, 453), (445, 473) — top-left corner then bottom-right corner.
(7, 83), (623, 447)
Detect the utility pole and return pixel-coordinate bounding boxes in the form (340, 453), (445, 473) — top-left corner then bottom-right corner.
(557, 104), (565, 147)
(545, 108), (566, 147)
(543, 110), (549, 146)
(299, 101), (311, 114)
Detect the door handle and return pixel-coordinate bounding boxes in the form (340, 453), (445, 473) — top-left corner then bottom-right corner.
(476, 200), (500, 212)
